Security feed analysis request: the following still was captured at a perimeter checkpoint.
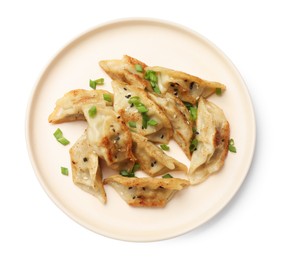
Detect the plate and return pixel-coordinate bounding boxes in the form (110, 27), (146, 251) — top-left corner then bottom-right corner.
(26, 18), (255, 242)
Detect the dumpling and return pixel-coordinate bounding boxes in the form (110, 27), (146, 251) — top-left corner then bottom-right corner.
(99, 55), (226, 105)
(103, 175), (190, 207)
(146, 66), (226, 105)
(99, 55), (149, 89)
(69, 132), (106, 204)
(131, 132), (187, 177)
(82, 104), (135, 171)
(48, 89), (113, 124)
(148, 92), (193, 160)
(188, 98), (230, 184)
(112, 80), (172, 144)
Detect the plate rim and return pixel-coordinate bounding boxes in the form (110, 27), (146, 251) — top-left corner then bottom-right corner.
(25, 17), (256, 242)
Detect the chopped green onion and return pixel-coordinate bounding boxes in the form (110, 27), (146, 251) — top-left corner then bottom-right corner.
(128, 121), (137, 128)
(103, 93), (112, 102)
(142, 113), (149, 129)
(57, 137), (70, 145)
(162, 173), (173, 179)
(120, 163), (140, 178)
(160, 144), (170, 151)
(128, 96), (141, 106)
(88, 106), (97, 118)
(53, 128), (63, 139)
(215, 88), (222, 96)
(190, 138), (198, 152)
(229, 138), (237, 153)
(132, 163), (140, 173)
(61, 167), (69, 176)
(144, 70), (161, 94)
(89, 78), (104, 89)
(190, 106), (197, 121)
(153, 85), (161, 94)
(53, 128), (70, 146)
(135, 64), (143, 72)
(136, 104), (148, 113)
(120, 170), (135, 177)
(147, 119), (158, 126)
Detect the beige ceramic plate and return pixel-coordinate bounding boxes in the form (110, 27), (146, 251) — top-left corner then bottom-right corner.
(26, 18), (255, 242)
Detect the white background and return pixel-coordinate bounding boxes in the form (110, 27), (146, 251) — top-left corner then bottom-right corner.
(1, 0), (285, 259)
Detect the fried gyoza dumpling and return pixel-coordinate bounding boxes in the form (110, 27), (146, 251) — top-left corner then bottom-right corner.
(131, 132), (187, 177)
(188, 98), (230, 184)
(149, 92), (193, 160)
(103, 175), (190, 207)
(112, 80), (172, 144)
(48, 89), (113, 124)
(146, 66), (226, 105)
(99, 55), (149, 89)
(70, 132), (106, 204)
(82, 104), (135, 171)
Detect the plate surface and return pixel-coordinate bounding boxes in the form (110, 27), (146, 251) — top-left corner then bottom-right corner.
(26, 18), (255, 242)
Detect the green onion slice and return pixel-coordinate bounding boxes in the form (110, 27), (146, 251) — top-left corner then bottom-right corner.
(88, 106), (97, 118)
(128, 121), (137, 128)
(103, 93), (112, 102)
(53, 128), (70, 146)
(61, 167), (69, 176)
(160, 144), (170, 151)
(190, 106), (197, 121)
(190, 138), (198, 152)
(120, 170), (135, 178)
(147, 119), (158, 126)
(144, 70), (161, 94)
(89, 78), (104, 89)
(136, 104), (148, 113)
(229, 138), (237, 153)
(142, 113), (149, 129)
(53, 128), (63, 139)
(162, 173), (173, 178)
(132, 163), (140, 173)
(215, 88), (222, 96)
(135, 64), (143, 72)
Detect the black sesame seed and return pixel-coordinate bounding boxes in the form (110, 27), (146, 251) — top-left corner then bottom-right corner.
(132, 196), (136, 199)
(128, 187), (133, 190)
(125, 94), (131, 99)
(142, 187), (146, 191)
(161, 134), (164, 139)
(117, 116), (121, 119)
(123, 88), (127, 91)
(83, 157), (88, 162)
(130, 103), (134, 108)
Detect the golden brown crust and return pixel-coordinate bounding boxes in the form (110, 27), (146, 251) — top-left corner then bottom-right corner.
(70, 132), (107, 204)
(131, 132), (187, 177)
(188, 98), (230, 184)
(103, 175), (189, 207)
(48, 89), (113, 124)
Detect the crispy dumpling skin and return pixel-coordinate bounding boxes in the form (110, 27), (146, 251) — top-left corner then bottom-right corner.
(99, 55), (149, 89)
(131, 132), (187, 177)
(112, 80), (172, 144)
(149, 92), (193, 160)
(70, 132), (106, 204)
(103, 175), (190, 207)
(146, 66), (226, 105)
(188, 98), (230, 184)
(82, 104), (135, 171)
(48, 89), (113, 124)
